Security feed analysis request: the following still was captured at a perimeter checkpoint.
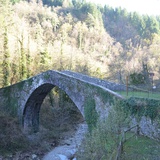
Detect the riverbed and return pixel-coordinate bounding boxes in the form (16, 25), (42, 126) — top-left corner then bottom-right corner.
(43, 123), (88, 160)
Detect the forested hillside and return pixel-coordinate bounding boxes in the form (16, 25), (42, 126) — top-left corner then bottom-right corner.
(1, 0), (160, 88)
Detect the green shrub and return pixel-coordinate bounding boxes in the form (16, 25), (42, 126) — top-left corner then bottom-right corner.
(129, 72), (144, 85)
(124, 97), (160, 121)
(77, 99), (130, 159)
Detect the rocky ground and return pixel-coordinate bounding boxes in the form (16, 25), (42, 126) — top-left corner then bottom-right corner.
(0, 123), (87, 160)
(43, 123), (87, 160)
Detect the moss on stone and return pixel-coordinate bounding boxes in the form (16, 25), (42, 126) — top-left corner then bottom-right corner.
(84, 97), (98, 132)
(43, 73), (50, 80)
(3, 87), (18, 116)
(124, 97), (160, 121)
(27, 78), (33, 86)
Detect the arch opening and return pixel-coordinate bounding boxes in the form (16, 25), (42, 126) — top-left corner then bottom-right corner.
(22, 83), (55, 133)
(22, 83), (84, 134)
(40, 86), (84, 132)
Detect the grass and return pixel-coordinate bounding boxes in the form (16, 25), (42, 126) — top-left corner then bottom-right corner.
(122, 133), (160, 160)
(117, 91), (160, 100)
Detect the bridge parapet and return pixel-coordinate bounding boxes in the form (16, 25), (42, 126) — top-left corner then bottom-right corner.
(62, 70), (126, 91)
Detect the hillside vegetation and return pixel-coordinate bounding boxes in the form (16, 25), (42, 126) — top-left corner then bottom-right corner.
(0, 0), (160, 88)
(0, 1), (160, 159)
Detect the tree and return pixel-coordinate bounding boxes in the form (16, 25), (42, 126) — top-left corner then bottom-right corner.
(74, 22), (87, 49)
(58, 23), (72, 70)
(85, 13), (95, 28)
(51, 13), (59, 32)
(81, 2), (99, 18)
(72, 0), (82, 9)
(10, 0), (20, 4)
(145, 16), (159, 41)
(19, 32), (27, 80)
(39, 48), (51, 71)
(2, 27), (11, 86)
(107, 42), (124, 83)
(26, 34), (32, 78)
(0, 0), (12, 86)
(129, 72), (144, 85)
(142, 63), (152, 88)
(43, 0), (64, 6)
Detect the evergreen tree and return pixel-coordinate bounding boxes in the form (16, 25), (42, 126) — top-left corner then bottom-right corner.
(10, 61), (19, 85)
(39, 48), (51, 71)
(85, 13), (95, 28)
(72, 0), (82, 9)
(2, 27), (11, 86)
(27, 34), (31, 78)
(146, 16), (159, 40)
(19, 32), (27, 80)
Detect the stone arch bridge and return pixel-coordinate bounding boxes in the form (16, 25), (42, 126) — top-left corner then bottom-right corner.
(0, 70), (124, 133)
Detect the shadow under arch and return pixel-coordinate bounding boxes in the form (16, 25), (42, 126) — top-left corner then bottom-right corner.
(22, 83), (83, 134)
(23, 83), (54, 133)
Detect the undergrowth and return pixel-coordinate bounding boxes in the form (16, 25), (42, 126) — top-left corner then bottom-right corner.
(77, 100), (130, 159)
(0, 88), (83, 158)
(0, 110), (29, 155)
(76, 99), (160, 160)
(122, 97), (160, 121)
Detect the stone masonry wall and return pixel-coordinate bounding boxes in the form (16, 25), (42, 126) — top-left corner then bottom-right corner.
(0, 70), (159, 140)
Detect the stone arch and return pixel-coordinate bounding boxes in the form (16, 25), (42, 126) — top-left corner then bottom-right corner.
(22, 83), (83, 133)
(23, 83), (54, 133)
